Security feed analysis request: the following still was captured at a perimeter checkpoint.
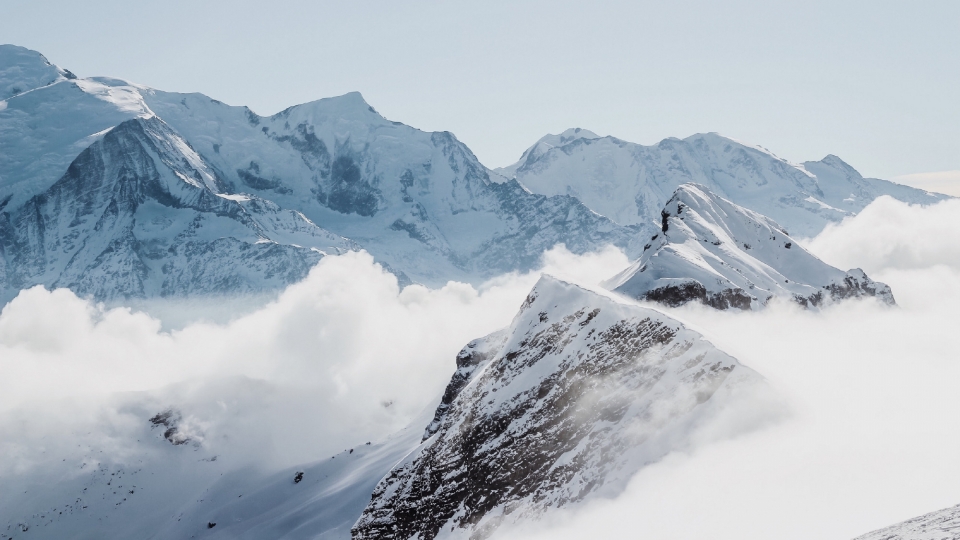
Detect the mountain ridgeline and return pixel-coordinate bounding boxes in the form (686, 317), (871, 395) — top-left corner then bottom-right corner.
(603, 184), (896, 310)
(0, 44), (947, 303)
(352, 276), (771, 539)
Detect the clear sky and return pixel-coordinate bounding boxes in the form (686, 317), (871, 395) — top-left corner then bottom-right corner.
(2, 0), (958, 179)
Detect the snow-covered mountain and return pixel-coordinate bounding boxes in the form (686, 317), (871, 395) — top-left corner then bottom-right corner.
(603, 184), (895, 310)
(0, 114), (355, 302)
(495, 130), (948, 238)
(352, 276), (770, 539)
(0, 45), (640, 301)
(853, 503), (960, 540)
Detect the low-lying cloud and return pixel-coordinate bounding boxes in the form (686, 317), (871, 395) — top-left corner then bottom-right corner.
(0, 245), (630, 475)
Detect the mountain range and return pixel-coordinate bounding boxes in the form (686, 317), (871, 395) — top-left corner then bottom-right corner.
(495, 128), (944, 238)
(0, 44), (947, 304)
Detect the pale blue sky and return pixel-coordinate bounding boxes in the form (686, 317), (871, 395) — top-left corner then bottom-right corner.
(2, 0), (957, 179)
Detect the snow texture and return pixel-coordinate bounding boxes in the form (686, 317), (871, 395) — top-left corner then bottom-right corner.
(496, 130), (948, 238)
(0, 115), (355, 302)
(604, 184), (895, 310)
(352, 275), (768, 539)
(854, 504), (960, 540)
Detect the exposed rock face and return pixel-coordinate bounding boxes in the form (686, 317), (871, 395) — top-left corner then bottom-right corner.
(496, 130), (948, 238)
(604, 184), (896, 310)
(149, 409), (192, 446)
(854, 503), (960, 540)
(352, 276), (768, 540)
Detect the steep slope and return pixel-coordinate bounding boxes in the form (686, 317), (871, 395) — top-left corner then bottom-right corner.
(496, 130), (947, 237)
(853, 503), (960, 540)
(604, 184), (894, 310)
(0, 51), (151, 211)
(352, 276), (771, 539)
(0, 115), (354, 302)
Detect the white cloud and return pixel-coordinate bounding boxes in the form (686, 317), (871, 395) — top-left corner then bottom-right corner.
(805, 196), (960, 279)
(0, 245), (629, 474)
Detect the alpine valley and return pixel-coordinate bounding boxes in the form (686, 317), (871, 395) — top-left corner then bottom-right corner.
(1, 43), (956, 540)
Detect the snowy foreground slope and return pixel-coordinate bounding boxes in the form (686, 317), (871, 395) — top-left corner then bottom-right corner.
(604, 184), (895, 310)
(495, 128), (947, 238)
(854, 504), (960, 540)
(0, 45), (637, 301)
(0, 385), (426, 540)
(353, 276), (772, 539)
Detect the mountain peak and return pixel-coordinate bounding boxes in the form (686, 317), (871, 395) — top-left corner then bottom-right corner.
(269, 91), (386, 124)
(605, 183), (895, 309)
(354, 274), (767, 539)
(496, 127), (602, 178)
(0, 44), (75, 100)
(808, 153), (863, 179)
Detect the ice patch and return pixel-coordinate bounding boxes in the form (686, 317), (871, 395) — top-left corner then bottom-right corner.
(804, 196), (840, 211)
(217, 193), (251, 202)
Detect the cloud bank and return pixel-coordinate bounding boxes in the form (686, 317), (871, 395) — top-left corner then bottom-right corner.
(0, 245), (630, 475)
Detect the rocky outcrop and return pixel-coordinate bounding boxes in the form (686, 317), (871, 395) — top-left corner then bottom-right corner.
(604, 184), (896, 310)
(352, 276), (768, 539)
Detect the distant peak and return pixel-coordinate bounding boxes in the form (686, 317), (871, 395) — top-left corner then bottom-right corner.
(533, 128), (601, 149)
(806, 154), (863, 179)
(499, 128), (602, 176)
(272, 91), (384, 122)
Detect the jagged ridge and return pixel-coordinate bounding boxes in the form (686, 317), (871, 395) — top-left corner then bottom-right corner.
(352, 276), (767, 539)
(603, 184), (895, 310)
